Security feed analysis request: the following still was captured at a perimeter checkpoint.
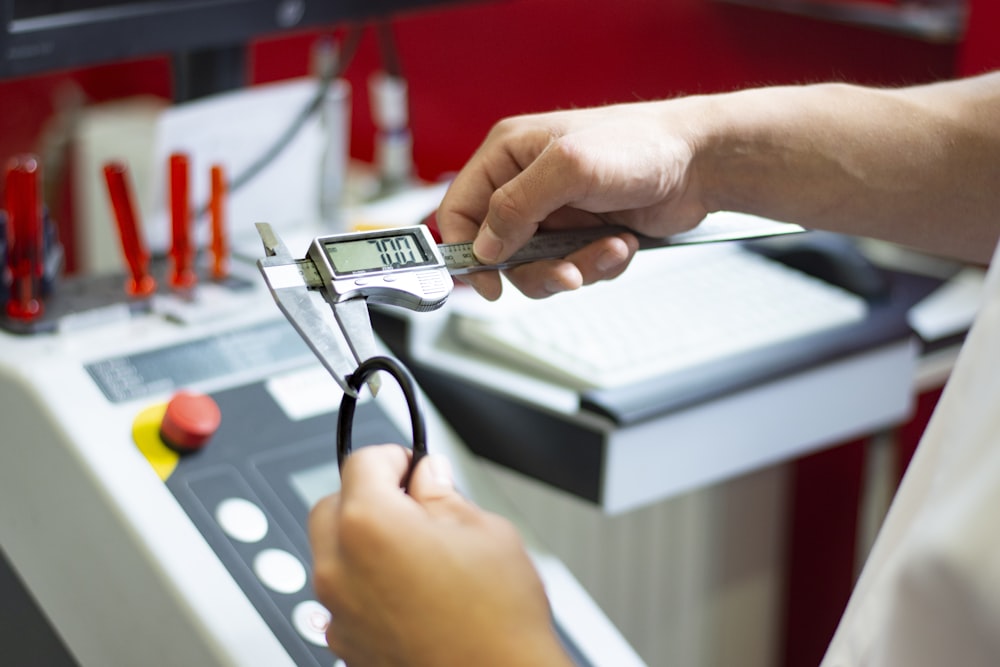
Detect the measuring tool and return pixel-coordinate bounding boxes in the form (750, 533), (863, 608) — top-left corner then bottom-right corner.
(255, 216), (803, 396)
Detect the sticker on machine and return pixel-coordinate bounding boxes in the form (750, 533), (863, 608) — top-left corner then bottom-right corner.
(265, 367), (368, 421)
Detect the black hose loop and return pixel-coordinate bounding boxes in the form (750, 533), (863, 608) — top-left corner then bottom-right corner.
(337, 356), (427, 491)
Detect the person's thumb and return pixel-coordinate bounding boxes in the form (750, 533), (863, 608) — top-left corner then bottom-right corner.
(407, 455), (471, 516)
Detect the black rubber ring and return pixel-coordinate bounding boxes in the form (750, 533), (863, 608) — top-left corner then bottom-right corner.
(337, 356), (427, 491)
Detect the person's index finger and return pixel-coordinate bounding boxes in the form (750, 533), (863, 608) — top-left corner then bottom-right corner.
(476, 141), (590, 264)
(338, 444), (413, 501)
(437, 174), (494, 245)
(437, 130), (535, 247)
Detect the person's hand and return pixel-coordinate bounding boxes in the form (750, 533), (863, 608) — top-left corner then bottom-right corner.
(308, 444), (574, 667)
(436, 101), (712, 300)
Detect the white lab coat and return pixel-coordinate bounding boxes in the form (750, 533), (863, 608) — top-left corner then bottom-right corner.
(822, 242), (1000, 666)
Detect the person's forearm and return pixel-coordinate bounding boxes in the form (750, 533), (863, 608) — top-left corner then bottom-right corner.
(690, 72), (1000, 264)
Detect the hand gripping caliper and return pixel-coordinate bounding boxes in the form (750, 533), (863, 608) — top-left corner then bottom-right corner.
(254, 215), (803, 397)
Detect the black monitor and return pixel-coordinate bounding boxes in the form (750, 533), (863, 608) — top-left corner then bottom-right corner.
(0, 0), (460, 97)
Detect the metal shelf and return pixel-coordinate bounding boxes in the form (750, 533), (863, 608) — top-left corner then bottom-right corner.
(715, 0), (966, 43)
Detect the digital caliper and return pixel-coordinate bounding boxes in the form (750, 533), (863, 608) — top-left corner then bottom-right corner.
(255, 215), (803, 396)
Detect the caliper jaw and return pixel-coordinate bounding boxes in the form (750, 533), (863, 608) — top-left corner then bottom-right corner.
(255, 223), (380, 397)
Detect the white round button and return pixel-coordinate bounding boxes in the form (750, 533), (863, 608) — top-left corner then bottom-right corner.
(292, 600), (330, 647)
(253, 548), (307, 594)
(215, 497), (268, 543)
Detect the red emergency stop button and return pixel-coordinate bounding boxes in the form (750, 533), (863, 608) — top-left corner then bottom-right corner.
(160, 391), (221, 453)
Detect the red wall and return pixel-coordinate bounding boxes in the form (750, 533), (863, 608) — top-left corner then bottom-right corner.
(2, 0), (960, 190)
(307, 0), (960, 180)
(961, 0), (1000, 75)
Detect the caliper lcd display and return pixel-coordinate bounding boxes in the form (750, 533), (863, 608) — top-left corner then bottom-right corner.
(324, 231), (436, 275)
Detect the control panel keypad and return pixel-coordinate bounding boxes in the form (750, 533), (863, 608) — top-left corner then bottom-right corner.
(182, 467), (335, 666)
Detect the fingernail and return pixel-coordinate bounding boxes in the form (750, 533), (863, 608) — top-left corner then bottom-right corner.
(544, 278), (566, 295)
(596, 249), (624, 273)
(428, 456), (454, 488)
(473, 224), (503, 263)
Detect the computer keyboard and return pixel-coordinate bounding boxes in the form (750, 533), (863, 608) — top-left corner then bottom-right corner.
(448, 243), (869, 390)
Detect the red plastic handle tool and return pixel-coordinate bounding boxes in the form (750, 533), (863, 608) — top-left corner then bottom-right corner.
(4, 155), (45, 321)
(168, 152), (197, 290)
(103, 162), (156, 297)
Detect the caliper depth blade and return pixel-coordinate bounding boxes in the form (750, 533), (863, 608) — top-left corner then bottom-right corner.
(437, 217), (804, 275)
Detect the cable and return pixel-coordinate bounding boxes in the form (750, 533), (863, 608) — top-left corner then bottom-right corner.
(229, 26), (363, 193)
(374, 20), (403, 79)
(193, 25), (364, 220)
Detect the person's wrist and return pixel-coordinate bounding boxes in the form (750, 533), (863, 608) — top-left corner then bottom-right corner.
(682, 88), (786, 218)
(674, 92), (737, 215)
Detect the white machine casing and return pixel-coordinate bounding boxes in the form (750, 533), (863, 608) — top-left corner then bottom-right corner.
(0, 268), (644, 667)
